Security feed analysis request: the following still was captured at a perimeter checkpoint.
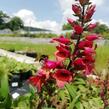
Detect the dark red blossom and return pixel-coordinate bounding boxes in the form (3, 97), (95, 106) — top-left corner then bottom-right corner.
(51, 36), (70, 44)
(43, 60), (58, 69)
(83, 55), (95, 63)
(74, 25), (83, 34)
(73, 58), (86, 70)
(55, 44), (70, 60)
(78, 40), (93, 49)
(29, 74), (46, 92)
(84, 63), (94, 75)
(55, 51), (66, 62)
(52, 69), (73, 88)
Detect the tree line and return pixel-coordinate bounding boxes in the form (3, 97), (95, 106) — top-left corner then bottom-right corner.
(0, 11), (24, 31)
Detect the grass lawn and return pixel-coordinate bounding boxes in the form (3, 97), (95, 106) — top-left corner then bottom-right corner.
(0, 41), (56, 59)
(0, 41), (109, 72)
(95, 45), (109, 72)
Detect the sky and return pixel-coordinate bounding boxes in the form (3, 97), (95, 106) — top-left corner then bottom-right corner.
(0, 0), (108, 32)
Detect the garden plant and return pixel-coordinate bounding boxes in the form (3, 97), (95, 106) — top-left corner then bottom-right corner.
(0, 0), (109, 109)
(29, 0), (109, 109)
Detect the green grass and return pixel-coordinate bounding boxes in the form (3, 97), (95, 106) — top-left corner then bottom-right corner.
(0, 41), (56, 59)
(95, 45), (109, 72)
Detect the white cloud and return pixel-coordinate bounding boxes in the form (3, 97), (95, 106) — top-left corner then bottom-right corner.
(58, 0), (76, 22)
(91, 0), (104, 6)
(14, 9), (61, 33)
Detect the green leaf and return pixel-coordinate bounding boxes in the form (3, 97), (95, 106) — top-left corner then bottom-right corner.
(58, 89), (66, 100)
(78, 85), (87, 92)
(105, 107), (109, 109)
(75, 101), (84, 109)
(65, 84), (77, 101)
(82, 101), (90, 109)
(4, 94), (12, 109)
(13, 94), (31, 109)
(74, 78), (86, 85)
(68, 94), (81, 109)
(0, 71), (9, 99)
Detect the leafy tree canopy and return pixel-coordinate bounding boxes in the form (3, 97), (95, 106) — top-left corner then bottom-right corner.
(7, 16), (24, 31)
(0, 10), (24, 31)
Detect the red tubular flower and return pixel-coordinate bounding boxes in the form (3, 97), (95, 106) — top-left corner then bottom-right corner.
(52, 69), (73, 88)
(51, 36), (70, 45)
(29, 74), (46, 92)
(83, 55), (95, 63)
(73, 58), (86, 70)
(74, 25), (83, 34)
(72, 4), (81, 16)
(78, 40), (93, 49)
(84, 5), (96, 21)
(55, 51), (66, 62)
(83, 47), (95, 55)
(56, 44), (70, 58)
(85, 34), (98, 41)
(43, 60), (58, 69)
(83, 64), (94, 75)
(88, 23), (97, 31)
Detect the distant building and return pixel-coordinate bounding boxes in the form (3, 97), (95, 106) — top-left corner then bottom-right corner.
(20, 26), (53, 34)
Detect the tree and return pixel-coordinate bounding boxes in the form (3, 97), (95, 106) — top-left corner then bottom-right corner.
(7, 16), (24, 31)
(0, 11), (9, 29)
(93, 22), (109, 34)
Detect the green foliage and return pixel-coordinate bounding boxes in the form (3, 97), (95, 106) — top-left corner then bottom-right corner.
(0, 10), (24, 31)
(94, 22), (109, 34)
(58, 76), (104, 109)
(0, 63), (11, 109)
(0, 57), (37, 109)
(20, 33), (58, 38)
(0, 11), (9, 30)
(0, 64), (9, 100)
(12, 93), (31, 109)
(0, 57), (36, 74)
(95, 45), (109, 72)
(62, 23), (72, 30)
(7, 16), (24, 31)
(0, 33), (57, 38)
(102, 32), (109, 39)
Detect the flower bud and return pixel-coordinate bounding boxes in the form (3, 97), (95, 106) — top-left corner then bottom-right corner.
(85, 34), (98, 41)
(67, 18), (75, 26)
(88, 23), (97, 31)
(84, 5), (96, 22)
(72, 4), (82, 16)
